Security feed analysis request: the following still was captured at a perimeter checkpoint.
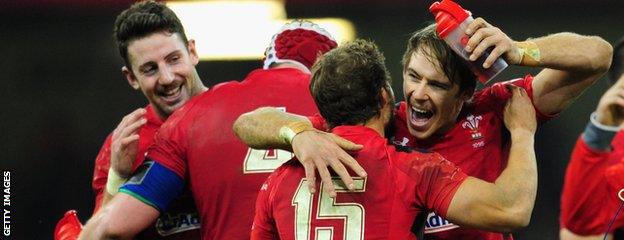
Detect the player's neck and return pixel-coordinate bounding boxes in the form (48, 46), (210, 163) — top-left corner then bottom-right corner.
(364, 117), (386, 138)
(270, 62), (310, 74)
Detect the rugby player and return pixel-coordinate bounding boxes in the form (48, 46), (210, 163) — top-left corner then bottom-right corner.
(560, 38), (624, 240)
(79, 19), (341, 240)
(57, 1), (205, 238)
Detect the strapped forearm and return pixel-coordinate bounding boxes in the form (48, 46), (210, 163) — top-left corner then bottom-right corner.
(517, 32), (612, 73)
(233, 107), (312, 150)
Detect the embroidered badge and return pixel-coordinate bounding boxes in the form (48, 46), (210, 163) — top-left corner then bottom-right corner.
(461, 115), (483, 140)
(393, 137), (410, 147)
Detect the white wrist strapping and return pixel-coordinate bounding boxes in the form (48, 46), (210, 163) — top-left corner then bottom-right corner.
(279, 121), (314, 145)
(106, 169), (127, 195)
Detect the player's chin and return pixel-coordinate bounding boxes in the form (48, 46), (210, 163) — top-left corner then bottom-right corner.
(154, 99), (184, 117)
(407, 125), (429, 140)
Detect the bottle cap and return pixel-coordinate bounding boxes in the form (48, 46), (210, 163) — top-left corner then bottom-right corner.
(429, 0), (471, 38)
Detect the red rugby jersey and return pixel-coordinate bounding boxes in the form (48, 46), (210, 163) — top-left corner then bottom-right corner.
(91, 105), (201, 239)
(147, 68), (320, 239)
(560, 131), (624, 235)
(251, 126), (467, 240)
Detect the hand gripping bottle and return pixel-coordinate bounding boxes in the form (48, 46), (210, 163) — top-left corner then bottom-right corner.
(429, 0), (508, 84)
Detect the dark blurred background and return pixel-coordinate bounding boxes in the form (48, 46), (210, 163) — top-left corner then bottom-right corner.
(1, 0), (623, 239)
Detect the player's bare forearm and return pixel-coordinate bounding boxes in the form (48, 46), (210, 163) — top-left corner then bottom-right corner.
(447, 131), (536, 232)
(233, 107), (366, 195)
(524, 33), (612, 73)
(528, 33), (613, 115)
(100, 192), (114, 209)
(233, 107), (311, 151)
(79, 207), (129, 240)
(449, 132), (536, 232)
(79, 193), (159, 240)
(494, 130), (537, 223)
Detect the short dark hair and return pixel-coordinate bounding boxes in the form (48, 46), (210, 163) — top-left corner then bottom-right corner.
(402, 23), (476, 94)
(310, 39), (392, 129)
(609, 37), (624, 84)
(113, 0), (189, 70)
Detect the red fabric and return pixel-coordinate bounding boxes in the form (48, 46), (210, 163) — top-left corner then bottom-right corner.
(90, 105), (200, 239)
(251, 126), (467, 240)
(147, 68), (320, 239)
(307, 113), (327, 130)
(560, 132), (624, 235)
(54, 210), (82, 240)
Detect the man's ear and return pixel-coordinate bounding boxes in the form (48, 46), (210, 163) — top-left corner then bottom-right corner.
(381, 88), (390, 106)
(187, 39), (199, 66)
(459, 87), (475, 102)
(122, 66), (140, 90)
(381, 85), (395, 106)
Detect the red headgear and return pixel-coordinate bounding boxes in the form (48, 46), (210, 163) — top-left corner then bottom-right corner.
(263, 20), (338, 70)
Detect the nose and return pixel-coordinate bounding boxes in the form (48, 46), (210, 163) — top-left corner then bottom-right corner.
(412, 81), (429, 101)
(158, 64), (175, 85)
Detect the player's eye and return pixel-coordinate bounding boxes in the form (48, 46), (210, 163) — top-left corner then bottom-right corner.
(168, 55), (181, 65)
(171, 56), (180, 62)
(141, 66), (157, 76)
(430, 81), (450, 90)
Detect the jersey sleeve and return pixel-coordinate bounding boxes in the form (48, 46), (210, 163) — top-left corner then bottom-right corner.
(146, 109), (191, 179)
(250, 175), (279, 240)
(485, 75), (557, 122)
(118, 160), (185, 212)
(405, 152), (468, 218)
(307, 113), (328, 131)
(91, 133), (113, 215)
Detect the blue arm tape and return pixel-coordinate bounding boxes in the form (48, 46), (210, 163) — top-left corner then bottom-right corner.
(582, 112), (620, 151)
(119, 160), (184, 212)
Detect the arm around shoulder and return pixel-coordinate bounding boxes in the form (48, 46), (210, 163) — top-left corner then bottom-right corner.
(444, 87), (537, 232)
(233, 106), (312, 150)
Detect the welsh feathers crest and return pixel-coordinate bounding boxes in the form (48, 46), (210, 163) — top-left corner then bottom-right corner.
(462, 115), (483, 140)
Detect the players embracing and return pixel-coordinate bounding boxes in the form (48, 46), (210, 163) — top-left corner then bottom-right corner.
(234, 11), (612, 240)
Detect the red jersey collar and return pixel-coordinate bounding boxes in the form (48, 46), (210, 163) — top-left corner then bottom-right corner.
(331, 125), (384, 140)
(144, 104), (164, 126)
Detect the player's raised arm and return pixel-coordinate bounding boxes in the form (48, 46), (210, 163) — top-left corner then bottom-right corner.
(233, 107), (366, 196)
(463, 18), (612, 116)
(445, 86), (537, 232)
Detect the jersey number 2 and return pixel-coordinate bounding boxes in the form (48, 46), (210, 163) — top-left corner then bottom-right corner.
(243, 107), (294, 174)
(292, 178), (367, 240)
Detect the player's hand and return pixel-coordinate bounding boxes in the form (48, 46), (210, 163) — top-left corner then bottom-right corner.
(54, 210), (83, 240)
(464, 17), (522, 68)
(292, 130), (366, 197)
(596, 77), (624, 127)
(503, 85), (537, 135)
(110, 108), (147, 178)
